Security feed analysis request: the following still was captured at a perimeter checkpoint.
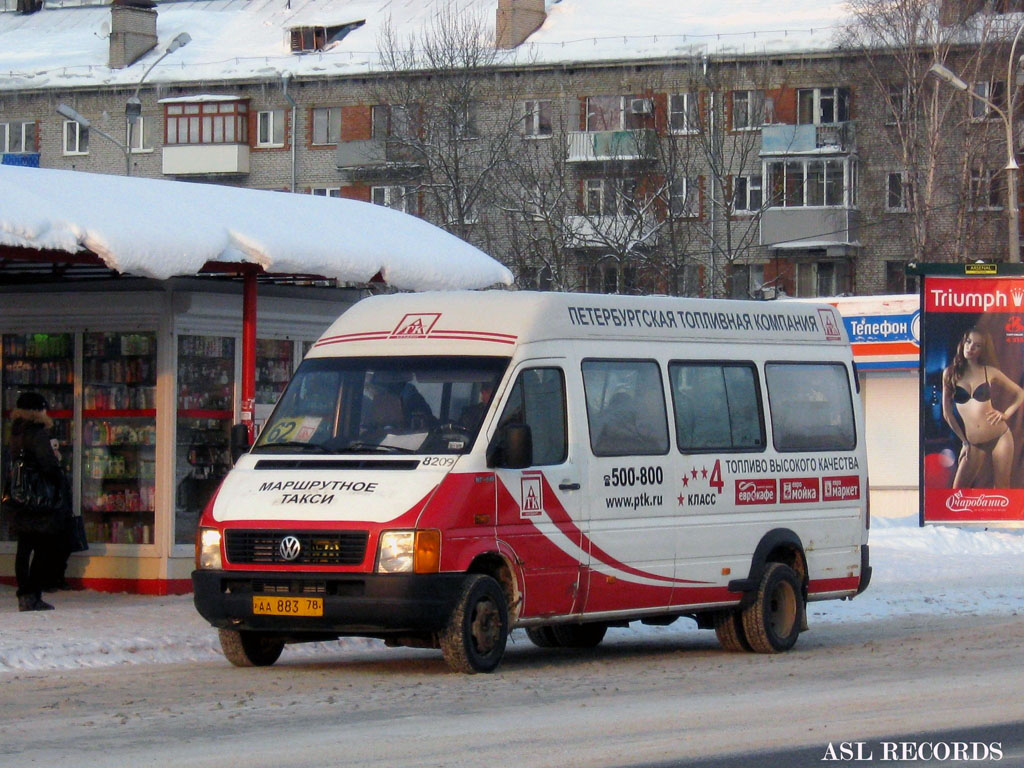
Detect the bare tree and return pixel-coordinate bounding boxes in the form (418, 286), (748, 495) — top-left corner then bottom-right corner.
(839, 0), (1006, 263)
(373, 6), (524, 249)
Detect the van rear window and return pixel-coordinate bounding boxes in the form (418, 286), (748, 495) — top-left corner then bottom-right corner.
(669, 362), (764, 453)
(765, 362), (856, 452)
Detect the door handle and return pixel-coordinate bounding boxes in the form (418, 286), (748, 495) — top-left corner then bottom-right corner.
(558, 482), (581, 491)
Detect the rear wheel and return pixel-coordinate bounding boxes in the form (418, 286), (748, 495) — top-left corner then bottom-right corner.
(713, 609), (751, 652)
(740, 562), (804, 653)
(550, 623), (608, 648)
(218, 629), (285, 667)
(525, 626), (560, 648)
(440, 574), (509, 674)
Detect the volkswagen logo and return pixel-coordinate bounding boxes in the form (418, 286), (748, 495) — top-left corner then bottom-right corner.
(278, 535), (302, 561)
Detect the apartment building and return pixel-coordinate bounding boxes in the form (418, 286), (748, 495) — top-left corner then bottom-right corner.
(0, 0), (1017, 298)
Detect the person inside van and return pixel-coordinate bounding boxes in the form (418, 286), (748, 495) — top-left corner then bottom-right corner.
(459, 381), (495, 433)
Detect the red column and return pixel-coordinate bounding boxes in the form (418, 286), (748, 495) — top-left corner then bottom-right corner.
(241, 268), (257, 441)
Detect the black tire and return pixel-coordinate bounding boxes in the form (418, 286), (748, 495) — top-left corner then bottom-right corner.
(218, 628), (285, 667)
(740, 562), (804, 653)
(525, 626), (560, 648)
(550, 622), (607, 648)
(713, 609), (751, 652)
(440, 574), (509, 674)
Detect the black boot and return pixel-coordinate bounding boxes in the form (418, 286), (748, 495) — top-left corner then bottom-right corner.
(32, 593), (55, 611)
(17, 594), (35, 611)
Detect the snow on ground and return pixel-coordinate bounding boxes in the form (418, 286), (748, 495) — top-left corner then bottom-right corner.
(2, 514), (1023, 673)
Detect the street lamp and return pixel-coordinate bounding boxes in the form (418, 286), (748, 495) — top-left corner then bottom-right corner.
(930, 27), (1024, 263)
(56, 102), (131, 175)
(126, 32), (191, 174)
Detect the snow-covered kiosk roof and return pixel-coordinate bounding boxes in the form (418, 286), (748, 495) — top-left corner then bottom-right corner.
(0, 164), (513, 289)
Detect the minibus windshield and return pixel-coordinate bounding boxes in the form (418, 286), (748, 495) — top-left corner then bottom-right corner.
(252, 356), (510, 456)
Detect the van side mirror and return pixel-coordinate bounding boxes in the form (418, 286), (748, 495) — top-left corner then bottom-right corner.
(486, 423), (533, 469)
(230, 423), (251, 464)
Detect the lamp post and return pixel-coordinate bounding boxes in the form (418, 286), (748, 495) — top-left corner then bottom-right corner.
(126, 32), (191, 173)
(930, 27), (1024, 263)
(56, 103), (131, 175)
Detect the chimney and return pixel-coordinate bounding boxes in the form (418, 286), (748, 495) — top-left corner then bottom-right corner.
(109, 0), (158, 70)
(496, 0), (545, 49)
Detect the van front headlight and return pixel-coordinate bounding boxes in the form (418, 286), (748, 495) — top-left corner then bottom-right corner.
(196, 527), (223, 570)
(376, 530), (441, 574)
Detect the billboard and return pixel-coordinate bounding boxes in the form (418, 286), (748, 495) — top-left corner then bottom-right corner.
(920, 270), (1024, 524)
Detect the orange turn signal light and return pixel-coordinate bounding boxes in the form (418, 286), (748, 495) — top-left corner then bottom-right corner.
(414, 529), (441, 574)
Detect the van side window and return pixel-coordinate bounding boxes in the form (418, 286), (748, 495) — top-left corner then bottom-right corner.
(669, 362), (764, 452)
(766, 362), (856, 452)
(582, 360), (669, 457)
(496, 368), (567, 465)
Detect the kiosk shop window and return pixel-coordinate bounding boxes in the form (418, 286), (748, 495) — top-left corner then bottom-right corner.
(176, 335), (235, 545)
(256, 338), (294, 406)
(1, 333), (74, 541)
(82, 332), (157, 545)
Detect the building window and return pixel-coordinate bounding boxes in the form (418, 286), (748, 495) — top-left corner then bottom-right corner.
(519, 265), (554, 290)
(732, 174), (763, 212)
(256, 109), (286, 147)
(795, 260), (851, 297)
(730, 263), (765, 299)
(165, 100), (248, 145)
(971, 81), (1006, 120)
(371, 104), (411, 139)
(970, 167), (1002, 209)
(670, 176), (698, 218)
(1, 120), (36, 153)
(289, 21), (365, 53)
(669, 93), (699, 134)
(886, 171), (910, 211)
(587, 262), (639, 295)
(312, 107), (341, 146)
(126, 116), (153, 153)
(731, 90), (765, 130)
(62, 120), (88, 155)
(586, 95), (648, 131)
(676, 263), (703, 296)
(453, 102), (479, 139)
(371, 185), (417, 214)
(797, 87), (850, 125)
(767, 159), (848, 207)
(523, 100), (552, 137)
(584, 177), (637, 216)
(309, 187), (342, 197)
(886, 261), (918, 294)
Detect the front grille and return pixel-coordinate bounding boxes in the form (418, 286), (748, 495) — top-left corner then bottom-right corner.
(225, 530), (369, 566)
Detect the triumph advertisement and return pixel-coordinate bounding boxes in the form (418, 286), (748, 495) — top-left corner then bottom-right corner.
(922, 274), (1024, 523)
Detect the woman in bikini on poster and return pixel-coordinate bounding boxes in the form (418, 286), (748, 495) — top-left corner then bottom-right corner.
(942, 327), (1024, 488)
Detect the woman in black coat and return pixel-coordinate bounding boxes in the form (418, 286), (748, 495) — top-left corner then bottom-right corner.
(5, 392), (68, 611)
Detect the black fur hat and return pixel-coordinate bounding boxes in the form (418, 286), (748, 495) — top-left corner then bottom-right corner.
(16, 392), (49, 411)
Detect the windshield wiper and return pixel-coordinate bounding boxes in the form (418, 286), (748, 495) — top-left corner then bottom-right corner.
(337, 441), (416, 454)
(252, 441), (332, 453)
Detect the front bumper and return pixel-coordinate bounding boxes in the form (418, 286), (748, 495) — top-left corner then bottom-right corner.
(192, 569), (466, 636)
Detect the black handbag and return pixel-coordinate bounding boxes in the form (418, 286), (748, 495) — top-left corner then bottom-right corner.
(2, 451), (69, 535)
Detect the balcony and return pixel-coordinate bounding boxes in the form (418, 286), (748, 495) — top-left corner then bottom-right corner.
(566, 129), (658, 163)
(336, 139), (423, 180)
(564, 215), (660, 248)
(761, 123), (855, 155)
(760, 207), (860, 251)
(162, 144), (249, 176)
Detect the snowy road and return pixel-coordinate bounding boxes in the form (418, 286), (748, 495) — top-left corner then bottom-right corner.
(1, 517), (1024, 767)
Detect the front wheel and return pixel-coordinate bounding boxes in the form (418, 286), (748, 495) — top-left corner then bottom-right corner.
(440, 574), (509, 674)
(740, 562), (804, 653)
(218, 628), (285, 667)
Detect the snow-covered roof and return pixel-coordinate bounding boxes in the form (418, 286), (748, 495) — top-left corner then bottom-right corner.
(0, 164), (514, 290)
(0, 0), (857, 94)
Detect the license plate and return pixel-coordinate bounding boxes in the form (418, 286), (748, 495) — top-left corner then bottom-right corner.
(252, 596), (323, 617)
